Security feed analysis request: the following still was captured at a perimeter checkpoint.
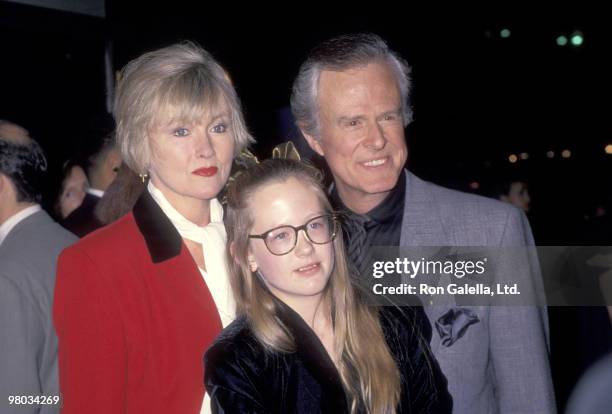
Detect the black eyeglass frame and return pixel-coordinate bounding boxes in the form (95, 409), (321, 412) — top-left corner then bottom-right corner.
(248, 213), (340, 256)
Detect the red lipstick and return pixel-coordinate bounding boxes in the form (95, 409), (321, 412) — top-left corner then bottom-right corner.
(192, 166), (218, 177)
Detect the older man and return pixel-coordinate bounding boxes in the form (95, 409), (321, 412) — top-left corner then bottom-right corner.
(0, 120), (77, 414)
(291, 33), (555, 414)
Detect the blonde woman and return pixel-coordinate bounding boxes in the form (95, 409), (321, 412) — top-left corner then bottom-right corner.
(54, 42), (253, 413)
(205, 159), (451, 413)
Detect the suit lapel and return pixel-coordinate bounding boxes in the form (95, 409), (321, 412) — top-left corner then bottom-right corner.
(400, 170), (450, 247)
(399, 171), (457, 320)
(133, 190), (182, 263)
(132, 189), (223, 333)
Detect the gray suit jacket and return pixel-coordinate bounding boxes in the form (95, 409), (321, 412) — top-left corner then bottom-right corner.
(0, 210), (77, 414)
(400, 171), (555, 414)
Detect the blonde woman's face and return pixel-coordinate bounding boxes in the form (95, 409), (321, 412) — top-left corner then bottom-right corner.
(247, 178), (335, 306)
(147, 101), (235, 208)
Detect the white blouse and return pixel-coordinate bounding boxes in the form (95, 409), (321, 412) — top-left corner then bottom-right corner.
(147, 181), (235, 326)
(146, 182), (235, 414)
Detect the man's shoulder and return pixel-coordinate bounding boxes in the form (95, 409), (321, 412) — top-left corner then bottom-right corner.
(401, 171), (529, 245)
(0, 210), (77, 290)
(0, 210), (77, 258)
(405, 170), (522, 222)
(406, 171), (514, 213)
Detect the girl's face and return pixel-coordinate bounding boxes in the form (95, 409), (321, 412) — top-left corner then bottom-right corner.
(246, 177), (335, 306)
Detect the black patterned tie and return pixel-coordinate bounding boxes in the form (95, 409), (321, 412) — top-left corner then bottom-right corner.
(345, 213), (370, 275)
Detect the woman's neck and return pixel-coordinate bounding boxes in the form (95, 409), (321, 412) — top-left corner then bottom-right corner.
(151, 179), (211, 226)
(173, 199), (211, 227)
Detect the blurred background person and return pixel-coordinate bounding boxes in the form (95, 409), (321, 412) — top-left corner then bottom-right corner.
(61, 114), (119, 236)
(500, 180), (530, 212)
(61, 129), (121, 237)
(489, 175), (531, 213)
(0, 120), (77, 414)
(54, 160), (88, 220)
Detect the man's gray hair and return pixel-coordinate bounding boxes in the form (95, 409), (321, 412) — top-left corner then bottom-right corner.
(290, 33), (413, 138)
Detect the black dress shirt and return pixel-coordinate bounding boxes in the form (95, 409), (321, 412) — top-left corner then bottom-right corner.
(330, 172), (406, 275)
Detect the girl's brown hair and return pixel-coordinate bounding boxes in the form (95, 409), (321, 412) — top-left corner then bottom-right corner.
(225, 158), (400, 413)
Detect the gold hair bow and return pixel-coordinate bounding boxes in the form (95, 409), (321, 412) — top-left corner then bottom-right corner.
(271, 141), (301, 161)
(234, 141), (301, 168)
(221, 141), (303, 204)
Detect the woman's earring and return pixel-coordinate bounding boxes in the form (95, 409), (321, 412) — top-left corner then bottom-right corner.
(139, 173), (149, 183)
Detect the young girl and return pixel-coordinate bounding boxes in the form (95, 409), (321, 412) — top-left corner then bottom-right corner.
(205, 159), (451, 413)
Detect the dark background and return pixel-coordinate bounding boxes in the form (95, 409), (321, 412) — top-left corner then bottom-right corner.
(1, 1), (610, 242)
(2, 3), (611, 411)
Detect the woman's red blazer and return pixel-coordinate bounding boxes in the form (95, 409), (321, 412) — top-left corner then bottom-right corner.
(53, 191), (223, 413)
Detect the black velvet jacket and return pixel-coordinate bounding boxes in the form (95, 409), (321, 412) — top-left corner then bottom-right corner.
(204, 302), (452, 413)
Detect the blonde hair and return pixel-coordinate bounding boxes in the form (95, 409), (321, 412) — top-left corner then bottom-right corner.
(225, 159), (401, 413)
(113, 41), (254, 175)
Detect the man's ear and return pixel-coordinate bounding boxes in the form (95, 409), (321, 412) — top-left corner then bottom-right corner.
(106, 149), (122, 174)
(500, 195), (510, 204)
(0, 174), (12, 195)
(0, 174), (16, 202)
(301, 129), (325, 157)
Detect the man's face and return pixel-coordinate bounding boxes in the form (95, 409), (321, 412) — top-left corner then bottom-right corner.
(505, 182), (531, 212)
(59, 165), (88, 218)
(303, 61), (408, 213)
